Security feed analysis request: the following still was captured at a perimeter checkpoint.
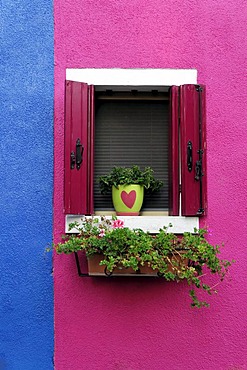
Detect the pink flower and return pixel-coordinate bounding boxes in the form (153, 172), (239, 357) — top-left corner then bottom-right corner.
(98, 230), (105, 237)
(207, 228), (213, 236)
(112, 219), (124, 229)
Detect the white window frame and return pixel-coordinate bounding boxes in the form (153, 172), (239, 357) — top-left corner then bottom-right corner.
(65, 68), (199, 233)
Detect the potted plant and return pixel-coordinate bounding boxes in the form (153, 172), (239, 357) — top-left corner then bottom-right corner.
(98, 165), (163, 215)
(54, 216), (234, 308)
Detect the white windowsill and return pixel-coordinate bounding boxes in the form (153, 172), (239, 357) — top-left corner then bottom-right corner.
(65, 215), (199, 234)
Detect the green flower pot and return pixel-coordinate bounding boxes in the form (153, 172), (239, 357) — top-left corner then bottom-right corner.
(112, 184), (144, 216)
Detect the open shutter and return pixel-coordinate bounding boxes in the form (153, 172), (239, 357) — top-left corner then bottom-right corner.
(169, 86), (179, 216)
(180, 84), (206, 216)
(64, 81), (94, 215)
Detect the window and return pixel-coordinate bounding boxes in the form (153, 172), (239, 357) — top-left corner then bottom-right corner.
(64, 69), (206, 232)
(94, 88), (169, 212)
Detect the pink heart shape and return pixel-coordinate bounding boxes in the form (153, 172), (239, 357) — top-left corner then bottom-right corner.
(121, 190), (136, 209)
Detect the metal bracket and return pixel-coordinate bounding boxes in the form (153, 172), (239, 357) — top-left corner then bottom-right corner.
(74, 252), (90, 277)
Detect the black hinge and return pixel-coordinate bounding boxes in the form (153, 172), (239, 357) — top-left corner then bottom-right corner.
(197, 207), (204, 215)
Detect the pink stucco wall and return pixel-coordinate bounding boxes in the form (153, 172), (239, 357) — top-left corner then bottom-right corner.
(54, 1), (247, 369)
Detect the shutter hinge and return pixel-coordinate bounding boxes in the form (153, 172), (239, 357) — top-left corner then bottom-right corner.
(197, 208), (204, 215)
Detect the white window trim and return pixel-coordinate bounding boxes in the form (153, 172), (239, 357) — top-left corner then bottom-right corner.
(66, 68), (197, 87)
(65, 68), (199, 233)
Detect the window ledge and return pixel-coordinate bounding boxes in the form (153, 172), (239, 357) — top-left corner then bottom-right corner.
(65, 215), (199, 234)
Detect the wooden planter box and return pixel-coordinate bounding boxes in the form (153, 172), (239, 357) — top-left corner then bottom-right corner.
(86, 253), (188, 277)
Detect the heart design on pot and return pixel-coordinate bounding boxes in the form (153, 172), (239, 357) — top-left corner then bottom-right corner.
(121, 190), (136, 209)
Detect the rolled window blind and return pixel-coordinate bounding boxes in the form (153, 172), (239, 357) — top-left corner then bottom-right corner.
(94, 99), (169, 211)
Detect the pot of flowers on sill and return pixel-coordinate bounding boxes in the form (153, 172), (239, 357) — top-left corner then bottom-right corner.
(54, 216), (234, 308)
(98, 165), (163, 215)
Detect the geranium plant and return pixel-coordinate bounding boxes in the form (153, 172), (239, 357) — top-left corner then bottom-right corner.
(55, 216), (234, 308)
(98, 165), (163, 194)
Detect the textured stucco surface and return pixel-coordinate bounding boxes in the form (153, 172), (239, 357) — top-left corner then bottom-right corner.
(54, 1), (247, 369)
(0, 0), (54, 369)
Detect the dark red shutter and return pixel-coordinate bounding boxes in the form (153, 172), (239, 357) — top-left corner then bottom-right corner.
(64, 81), (94, 215)
(180, 84), (206, 216)
(169, 86), (180, 216)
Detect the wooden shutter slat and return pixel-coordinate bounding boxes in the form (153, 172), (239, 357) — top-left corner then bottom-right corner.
(88, 85), (95, 214)
(200, 86), (207, 215)
(169, 86), (179, 216)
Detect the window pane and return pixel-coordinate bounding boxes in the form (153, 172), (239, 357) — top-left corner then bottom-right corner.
(94, 99), (169, 211)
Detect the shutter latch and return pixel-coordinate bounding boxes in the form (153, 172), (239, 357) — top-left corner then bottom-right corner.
(70, 138), (84, 170)
(195, 150), (204, 181)
(187, 141), (193, 172)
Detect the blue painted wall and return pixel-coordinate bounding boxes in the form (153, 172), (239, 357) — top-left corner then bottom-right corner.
(0, 1), (54, 369)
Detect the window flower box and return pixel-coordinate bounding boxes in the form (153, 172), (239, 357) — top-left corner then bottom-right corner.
(55, 216), (234, 308)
